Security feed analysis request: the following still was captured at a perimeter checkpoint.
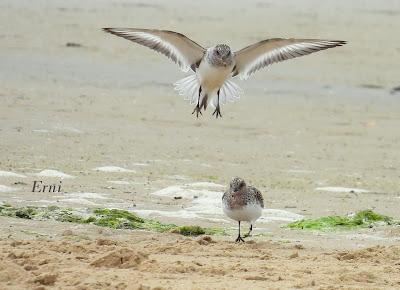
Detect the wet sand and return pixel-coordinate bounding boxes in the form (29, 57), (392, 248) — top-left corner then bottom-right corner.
(1, 0), (400, 289)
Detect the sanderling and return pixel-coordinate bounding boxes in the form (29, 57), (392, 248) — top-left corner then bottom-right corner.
(103, 28), (345, 118)
(222, 177), (264, 242)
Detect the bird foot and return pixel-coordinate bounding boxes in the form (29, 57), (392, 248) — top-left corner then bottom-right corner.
(235, 235), (245, 243)
(212, 106), (222, 118)
(191, 105), (203, 118)
(243, 232), (252, 238)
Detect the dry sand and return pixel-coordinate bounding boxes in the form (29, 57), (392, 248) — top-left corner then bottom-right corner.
(1, 0), (400, 289)
(1, 218), (400, 290)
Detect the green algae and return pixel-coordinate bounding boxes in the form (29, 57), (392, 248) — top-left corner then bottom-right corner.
(352, 210), (392, 225)
(139, 218), (177, 232)
(0, 204), (88, 223)
(0, 204), (226, 236)
(207, 175), (218, 181)
(286, 209), (394, 231)
(89, 208), (225, 236)
(177, 225), (205, 236)
(90, 208), (175, 231)
(92, 208), (144, 223)
(15, 207), (37, 219)
(203, 227), (227, 236)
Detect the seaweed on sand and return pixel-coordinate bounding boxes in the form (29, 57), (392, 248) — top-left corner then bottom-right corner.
(286, 209), (394, 231)
(0, 204), (226, 236)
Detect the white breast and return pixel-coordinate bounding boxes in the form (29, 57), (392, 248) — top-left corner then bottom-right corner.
(223, 203), (263, 223)
(197, 60), (233, 94)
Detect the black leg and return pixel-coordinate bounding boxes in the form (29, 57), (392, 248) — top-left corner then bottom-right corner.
(244, 224), (253, 238)
(212, 89), (222, 118)
(192, 87), (203, 118)
(235, 221), (245, 243)
(192, 104), (202, 118)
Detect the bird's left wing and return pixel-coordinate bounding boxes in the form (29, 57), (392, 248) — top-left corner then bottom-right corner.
(233, 38), (346, 80)
(103, 28), (205, 72)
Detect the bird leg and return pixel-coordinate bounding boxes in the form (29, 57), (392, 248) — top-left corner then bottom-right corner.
(192, 86), (203, 118)
(212, 89), (222, 118)
(235, 221), (245, 243)
(243, 224), (253, 238)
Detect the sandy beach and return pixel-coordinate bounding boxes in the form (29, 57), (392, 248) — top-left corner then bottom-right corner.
(1, 0), (400, 289)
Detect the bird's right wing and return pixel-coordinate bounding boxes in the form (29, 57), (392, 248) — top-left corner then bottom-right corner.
(103, 28), (205, 72)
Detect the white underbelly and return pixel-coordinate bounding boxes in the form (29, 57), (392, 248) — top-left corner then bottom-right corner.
(223, 203), (263, 223)
(197, 61), (233, 93)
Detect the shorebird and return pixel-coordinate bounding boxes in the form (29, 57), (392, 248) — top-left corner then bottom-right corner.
(222, 177), (264, 242)
(103, 28), (346, 118)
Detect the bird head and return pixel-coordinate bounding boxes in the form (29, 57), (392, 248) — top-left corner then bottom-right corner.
(230, 177), (247, 193)
(210, 44), (233, 67)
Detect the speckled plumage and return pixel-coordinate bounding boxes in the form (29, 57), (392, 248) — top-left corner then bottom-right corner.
(222, 177), (264, 242)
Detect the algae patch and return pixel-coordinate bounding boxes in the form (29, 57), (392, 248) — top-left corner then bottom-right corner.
(0, 204), (226, 236)
(89, 208), (225, 236)
(173, 225), (205, 236)
(90, 207), (177, 232)
(0, 204), (90, 223)
(286, 209), (394, 231)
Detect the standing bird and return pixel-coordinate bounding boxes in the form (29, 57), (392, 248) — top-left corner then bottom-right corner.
(222, 177), (264, 242)
(103, 28), (346, 118)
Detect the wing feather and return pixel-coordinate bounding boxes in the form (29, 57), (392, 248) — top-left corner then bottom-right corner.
(103, 28), (205, 72)
(249, 186), (264, 208)
(233, 38), (346, 79)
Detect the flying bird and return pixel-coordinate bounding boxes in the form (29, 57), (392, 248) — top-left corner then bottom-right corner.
(222, 177), (264, 242)
(103, 28), (346, 118)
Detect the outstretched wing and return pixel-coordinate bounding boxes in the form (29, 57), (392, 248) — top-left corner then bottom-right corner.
(233, 38), (346, 79)
(103, 28), (205, 72)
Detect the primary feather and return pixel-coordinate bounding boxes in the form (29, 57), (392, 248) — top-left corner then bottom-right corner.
(103, 28), (205, 72)
(233, 38), (346, 79)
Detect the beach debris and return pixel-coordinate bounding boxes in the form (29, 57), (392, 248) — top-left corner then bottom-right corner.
(65, 42), (82, 47)
(390, 85), (400, 94)
(13, 181), (27, 185)
(360, 84), (382, 89)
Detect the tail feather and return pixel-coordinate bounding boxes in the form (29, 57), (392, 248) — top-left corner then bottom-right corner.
(174, 75), (243, 110)
(174, 75), (200, 105)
